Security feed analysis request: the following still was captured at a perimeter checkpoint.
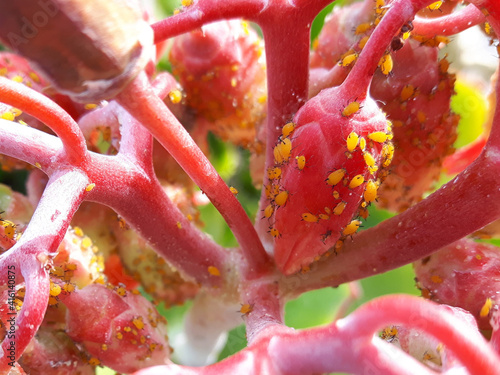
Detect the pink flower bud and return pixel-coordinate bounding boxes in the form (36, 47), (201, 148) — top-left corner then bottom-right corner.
(63, 283), (170, 373)
(414, 238), (500, 330)
(19, 328), (94, 375)
(269, 88), (392, 275)
(169, 20), (267, 148)
(0, 0), (154, 102)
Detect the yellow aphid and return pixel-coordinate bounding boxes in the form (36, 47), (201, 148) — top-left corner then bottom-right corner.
(342, 101), (360, 117)
(358, 36), (370, 49)
(282, 122), (295, 138)
(427, 1), (442, 10)
(364, 180), (378, 203)
(485, 22), (492, 35)
(355, 23), (372, 34)
(176, 221), (182, 229)
(368, 131), (388, 143)
(296, 155), (306, 170)
(181, 0), (193, 6)
(269, 228), (280, 238)
(275, 191), (289, 206)
(29, 71), (40, 83)
(400, 84), (415, 101)
(48, 296), (58, 306)
(430, 275), (443, 283)
(346, 132), (359, 152)
(342, 220), (361, 236)
(417, 111), (427, 124)
(333, 201), (347, 216)
(116, 287), (126, 296)
(375, 0), (385, 11)
(84, 103), (98, 110)
(132, 317), (145, 330)
(168, 89), (183, 104)
(439, 57), (450, 74)
(349, 174), (365, 189)
(324, 207), (332, 214)
(274, 138), (292, 164)
(327, 169), (346, 186)
(382, 143), (395, 167)
(340, 53), (358, 67)
(381, 326), (399, 342)
(50, 283), (61, 297)
(363, 152), (376, 167)
(358, 137), (366, 151)
(88, 358), (101, 366)
(85, 183), (95, 192)
(267, 167), (282, 180)
(10, 108), (22, 117)
(1, 112), (15, 121)
(240, 303), (253, 315)
(1, 219), (16, 240)
(229, 186), (239, 195)
(302, 213), (319, 223)
(378, 54), (393, 75)
(11, 75), (23, 83)
(208, 266), (220, 276)
(318, 213), (330, 220)
(35, 162), (42, 169)
(63, 283), (75, 293)
(480, 298), (493, 318)
(102, 344), (108, 351)
(264, 204), (274, 218)
(332, 190), (340, 199)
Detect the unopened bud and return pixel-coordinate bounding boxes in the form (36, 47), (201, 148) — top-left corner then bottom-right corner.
(0, 0), (153, 102)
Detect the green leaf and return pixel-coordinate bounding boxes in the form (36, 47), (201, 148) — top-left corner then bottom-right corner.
(451, 80), (487, 148)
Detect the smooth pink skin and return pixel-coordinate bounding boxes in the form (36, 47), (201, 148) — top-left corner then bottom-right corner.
(133, 295), (500, 375)
(412, 3), (486, 36)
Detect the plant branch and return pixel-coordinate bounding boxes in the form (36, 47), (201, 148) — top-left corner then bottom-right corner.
(343, 0), (435, 98)
(0, 77), (88, 166)
(85, 151), (232, 287)
(116, 72), (272, 278)
(270, 295), (500, 374)
(413, 3), (486, 36)
(152, 0), (267, 44)
(0, 119), (61, 171)
(0, 169), (89, 371)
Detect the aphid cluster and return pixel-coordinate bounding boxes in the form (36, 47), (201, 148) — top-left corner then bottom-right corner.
(265, 96), (394, 275)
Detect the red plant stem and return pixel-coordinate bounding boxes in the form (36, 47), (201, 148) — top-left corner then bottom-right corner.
(0, 119), (60, 171)
(241, 278), (284, 343)
(151, 0), (267, 44)
(0, 169), (89, 371)
(413, 4), (486, 36)
(0, 77), (87, 166)
(88, 148), (230, 288)
(259, 18), (311, 164)
(114, 102), (155, 173)
(271, 295), (500, 374)
(344, 0), (436, 99)
(116, 72), (272, 278)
